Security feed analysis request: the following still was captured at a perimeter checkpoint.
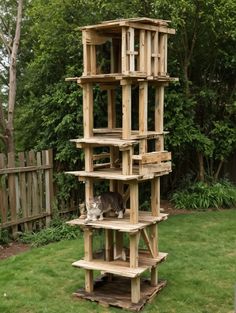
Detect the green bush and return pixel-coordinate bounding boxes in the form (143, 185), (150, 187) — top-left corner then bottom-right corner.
(171, 180), (236, 210)
(20, 217), (81, 247)
(0, 228), (10, 245)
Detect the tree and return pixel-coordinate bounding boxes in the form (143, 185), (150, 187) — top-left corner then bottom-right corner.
(0, 0), (23, 153)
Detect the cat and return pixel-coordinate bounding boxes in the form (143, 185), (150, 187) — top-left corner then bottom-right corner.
(85, 191), (125, 223)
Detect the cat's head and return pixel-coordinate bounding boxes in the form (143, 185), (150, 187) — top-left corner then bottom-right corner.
(86, 196), (101, 211)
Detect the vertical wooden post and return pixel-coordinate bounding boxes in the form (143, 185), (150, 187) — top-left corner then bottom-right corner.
(105, 229), (113, 261)
(155, 86), (164, 151)
(7, 152), (17, 236)
(122, 149), (132, 175)
(151, 178), (160, 216)
(139, 30), (146, 73)
(159, 34), (166, 76)
(131, 277), (141, 304)
(153, 31), (159, 76)
(122, 82), (131, 140)
(83, 83), (93, 138)
(44, 149), (54, 227)
(90, 45), (96, 75)
(82, 31), (89, 76)
(139, 82), (148, 154)
(130, 232), (140, 304)
(150, 224), (158, 286)
(84, 227), (94, 292)
(129, 27), (135, 72)
(107, 88), (116, 129)
(146, 31), (152, 76)
(0, 154), (8, 225)
(122, 27), (128, 74)
(130, 181), (139, 224)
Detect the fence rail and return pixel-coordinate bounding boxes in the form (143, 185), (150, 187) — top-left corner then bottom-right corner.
(0, 149), (54, 235)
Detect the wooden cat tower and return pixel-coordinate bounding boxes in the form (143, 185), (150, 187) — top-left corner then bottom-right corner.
(66, 17), (176, 311)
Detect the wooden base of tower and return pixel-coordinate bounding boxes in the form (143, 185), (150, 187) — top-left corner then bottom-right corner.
(73, 275), (167, 311)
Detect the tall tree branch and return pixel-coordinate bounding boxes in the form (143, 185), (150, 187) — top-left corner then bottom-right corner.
(6, 0), (23, 153)
(0, 31), (11, 56)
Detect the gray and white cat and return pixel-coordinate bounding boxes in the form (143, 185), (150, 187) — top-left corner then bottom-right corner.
(85, 191), (125, 223)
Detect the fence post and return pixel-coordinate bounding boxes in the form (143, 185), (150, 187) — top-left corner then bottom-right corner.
(44, 149), (54, 226)
(7, 152), (18, 237)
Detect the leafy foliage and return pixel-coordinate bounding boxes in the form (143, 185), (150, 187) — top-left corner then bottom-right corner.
(20, 216), (81, 247)
(171, 180), (236, 210)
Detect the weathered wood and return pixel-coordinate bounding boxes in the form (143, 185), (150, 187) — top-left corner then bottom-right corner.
(139, 82), (148, 154)
(151, 177), (160, 216)
(67, 211), (168, 232)
(146, 31), (152, 76)
(18, 152), (28, 230)
(133, 151), (171, 164)
(84, 228), (93, 292)
(130, 232), (140, 268)
(7, 152), (17, 235)
(122, 27), (128, 74)
(107, 89), (116, 129)
(131, 276), (141, 304)
(122, 83), (132, 139)
(139, 30), (145, 73)
(73, 276), (167, 312)
(72, 259), (147, 278)
(128, 27), (135, 72)
(0, 150), (54, 232)
(155, 85), (164, 152)
(43, 149), (53, 226)
(130, 182), (139, 224)
(83, 84), (93, 138)
(141, 229), (155, 258)
(0, 154), (8, 224)
(105, 229), (114, 261)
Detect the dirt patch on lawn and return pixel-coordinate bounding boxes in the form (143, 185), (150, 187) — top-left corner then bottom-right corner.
(0, 242), (30, 261)
(161, 200), (194, 215)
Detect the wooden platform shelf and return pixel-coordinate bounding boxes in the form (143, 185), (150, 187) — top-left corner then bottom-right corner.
(66, 165), (171, 181)
(72, 252), (167, 278)
(67, 211), (168, 233)
(73, 275), (167, 312)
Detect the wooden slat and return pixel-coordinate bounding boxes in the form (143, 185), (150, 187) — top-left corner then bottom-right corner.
(18, 152), (28, 229)
(0, 154), (8, 224)
(83, 83), (93, 138)
(151, 177), (160, 216)
(107, 89), (116, 129)
(67, 212), (168, 233)
(130, 182), (139, 224)
(130, 232), (140, 268)
(133, 151), (171, 164)
(122, 83), (132, 139)
(71, 136), (137, 148)
(0, 164), (52, 175)
(131, 276), (140, 304)
(43, 149), (53, 226)
(7, 152), (17, 235)
(146, 31), (152, 76)
(29, 151), (39, 217)
(139, 82), (148, 154)
(128, 27), (135, 72)
(90, 45), (96, 75)
(72, 259), (147, 278)
(66, 170), (141, 181)
(140, 162), (171, 175)
(36, 151), (43, 214)
(121, 27), (128, 74)
(141, 229), (154, 258)
(155, 86), (164, 151)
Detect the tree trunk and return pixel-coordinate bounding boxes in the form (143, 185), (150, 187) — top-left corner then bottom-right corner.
(0, 0), (23, 153)
(197, 152), (204, 182)
(214, 159), (224, 181)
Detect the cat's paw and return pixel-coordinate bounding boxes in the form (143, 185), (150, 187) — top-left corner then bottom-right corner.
(118, 211), (123, 218)
(99, 215), (104, 221)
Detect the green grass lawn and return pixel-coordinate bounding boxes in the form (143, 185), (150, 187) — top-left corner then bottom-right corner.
(0, 210), (236, 313)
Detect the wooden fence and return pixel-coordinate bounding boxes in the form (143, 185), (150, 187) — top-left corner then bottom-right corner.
(0, 149), (54, 235)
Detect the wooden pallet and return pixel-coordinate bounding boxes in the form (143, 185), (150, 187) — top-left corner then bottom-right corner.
(73, 275), (167, 311)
